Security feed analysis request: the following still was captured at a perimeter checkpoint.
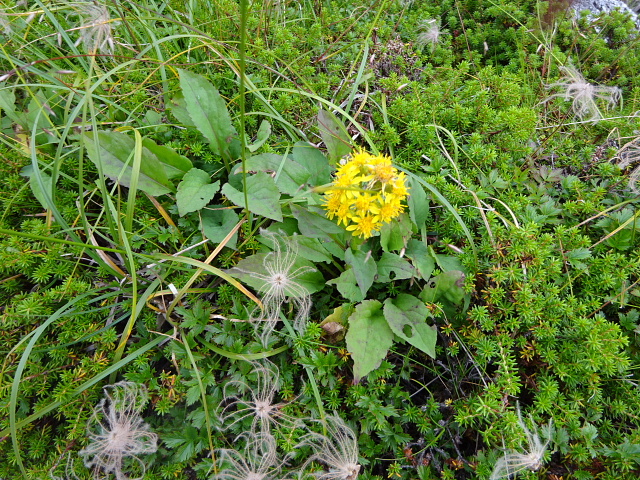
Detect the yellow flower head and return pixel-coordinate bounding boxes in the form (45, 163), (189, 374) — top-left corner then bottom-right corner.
(323, 149), (409, 238)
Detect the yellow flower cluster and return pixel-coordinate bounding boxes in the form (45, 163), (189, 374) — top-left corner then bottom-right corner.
(323, 150), (409, 238)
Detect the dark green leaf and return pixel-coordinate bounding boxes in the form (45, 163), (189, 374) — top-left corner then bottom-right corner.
(376, 252), (414, 282)
(247, 120), (271, 152)
(317, 109), (351, 164)
(420, 270), (467, 319)
(142, 138), (192, 179)
(383, 294), (436, 358)
(222, 172), (283, 221)
(176, 168), (219, 216)
(345, 247), (377, 297)
(83, 131), (173, 196)
(407, 178), (429, 227)
(235, 153), (310, 195)
(327, 269), (364, 302)
(179, 69), (236, 159)
(405, 239), (435, 281)
(290, 204), (344, 239)
(201, 207), (240, 249)
(168, 91), (196, 127)
(346, 300), (394, 383)
(21, 165), (53, 210)
(380, 213), (412, 252)
(292, 141), (333, 185)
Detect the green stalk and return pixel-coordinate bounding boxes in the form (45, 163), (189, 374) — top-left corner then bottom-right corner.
(239, 0), (252, 231)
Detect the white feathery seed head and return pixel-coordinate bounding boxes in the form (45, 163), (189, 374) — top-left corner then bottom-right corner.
(617, 136), (640, 194)
(490, 404), (553, 480)
(298, 415), (361, 480)
(233, 229), (314, 345)
(78, 381), (158, 480)
(416, 19), (443, 50)
(219, 360), (299, 436)
(71, 1), (117, 55)
(544, 64), (621, 122)
(216, 431), (283, 480)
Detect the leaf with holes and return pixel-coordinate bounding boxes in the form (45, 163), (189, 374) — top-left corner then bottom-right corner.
(383, 294), (436, 358)
(376, 252), (414, 283)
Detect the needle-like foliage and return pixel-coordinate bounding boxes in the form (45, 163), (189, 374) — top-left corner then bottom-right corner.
(78, 382), (158, 480)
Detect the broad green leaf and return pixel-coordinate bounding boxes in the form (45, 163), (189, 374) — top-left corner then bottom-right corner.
(179, 69), (236, 159)
(345, 248), (376, 297)
(169, 91), (196, 127)
(376, 252), (414, 283)
(327, 269), (364, 302)
(346, 300), (394, 383)
(235, 153), (310, 196)
(202, 208), (240, 249)
(142, 138), (192, 179)
(383, 294), (436, 358)
(292, 141), (332, 185)
(420, 270), (467, 319)
(567, 247), (592, 270)
(380, 213), (412, 252)
(429, 245), (465, 272)
(227, 252), (324, 294)
(176, 168), (219, 216)
(83, 131), (173, 196)
(222, 172), (283, 221)
(405, 240), (435, 281)
(20, 165), (53, 210)
(407, 178), (429, 227)
(0, 88), (17, 123)
(291, 204), (344, 239)
(317, 109), (351, 164)
(260, 234), (332, 263)
(247, 120), (271, 152)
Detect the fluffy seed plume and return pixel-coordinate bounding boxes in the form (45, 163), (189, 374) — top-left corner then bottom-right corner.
(71, 1), (117, 55)
(416, 19), (443, 51)
(544, 64), (621, 122)
(232, 230), (314, 345)
(490, 404), (553, 480)
(78, 381), (158, 480)
(219, 360), (299, 436)
(617, 137), (640, 194)
(216, 432), (283, 480)
(298, 415), (361, 480)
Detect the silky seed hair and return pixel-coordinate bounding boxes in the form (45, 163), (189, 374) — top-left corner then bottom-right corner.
(232, 229), (314, 346)
(219, 359), (300, 437)
(78, 381), (158, 480)
(544, 64), (621, 122)
(298, 415), (361, 480)
(490, 404), (553, 480)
